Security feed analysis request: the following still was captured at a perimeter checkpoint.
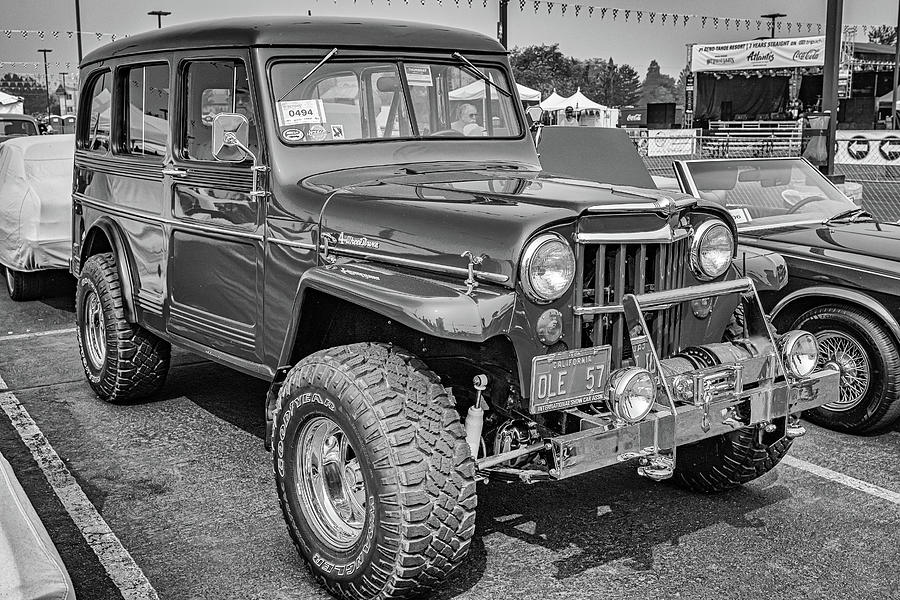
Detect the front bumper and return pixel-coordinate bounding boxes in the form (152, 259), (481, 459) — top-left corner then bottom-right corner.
(478, 277), (840, 481)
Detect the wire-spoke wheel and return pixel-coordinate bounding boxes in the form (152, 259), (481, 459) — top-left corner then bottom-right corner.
(816, 330), (870, 411)
(792, 304), (900, 434)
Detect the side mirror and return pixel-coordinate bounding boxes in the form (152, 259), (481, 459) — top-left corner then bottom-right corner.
(212, 113), (252, 162)
(525, 105), (543, 127)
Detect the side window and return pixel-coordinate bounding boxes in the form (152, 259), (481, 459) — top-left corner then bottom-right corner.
(78, 71), (112, 153)
(183, 60), (258, 162)
(122, 64), (170, 157)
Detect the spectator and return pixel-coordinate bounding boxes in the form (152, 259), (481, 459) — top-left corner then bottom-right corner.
(562, 106), (579, 126)
(452, 103), (478, 134)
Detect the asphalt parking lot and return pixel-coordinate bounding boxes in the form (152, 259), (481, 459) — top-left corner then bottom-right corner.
(1, 278), (899, 600)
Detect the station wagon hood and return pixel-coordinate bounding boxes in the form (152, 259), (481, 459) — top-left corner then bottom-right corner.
(317, 168), (697, 287)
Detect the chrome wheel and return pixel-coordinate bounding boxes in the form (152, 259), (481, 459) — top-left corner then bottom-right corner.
(84, 289), (107, 371)
(816, 330), (870, 411)
(295, 415), (367, 550)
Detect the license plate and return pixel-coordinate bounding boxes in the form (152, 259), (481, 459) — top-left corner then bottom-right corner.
(530, 346), (612, 413)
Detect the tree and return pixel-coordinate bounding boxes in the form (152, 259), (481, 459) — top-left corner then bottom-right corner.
(639, 60), (678, 105)
(868, 25), (897, 47)
(509, 44), (578, 97)
(596, 58), (642, 107)
(0, 73), (58, 116)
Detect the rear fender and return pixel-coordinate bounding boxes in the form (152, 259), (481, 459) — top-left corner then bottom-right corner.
(78, 218), (138, 322)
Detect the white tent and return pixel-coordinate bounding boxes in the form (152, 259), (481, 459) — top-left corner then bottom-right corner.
(560, 88), (606, 111)
(449, 81), (541, 102)
(539, 91), (567, 111)
(0, 90), (23, 114)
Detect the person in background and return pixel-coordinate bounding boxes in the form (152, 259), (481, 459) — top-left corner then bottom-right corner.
(562, 106), (579, 126)
(451, 103), (478, 133)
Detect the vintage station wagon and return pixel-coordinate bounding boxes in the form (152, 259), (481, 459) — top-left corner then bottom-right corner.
(72, 17), (838, 599)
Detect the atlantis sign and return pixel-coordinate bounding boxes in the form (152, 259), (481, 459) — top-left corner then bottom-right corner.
(691, 36), (825, 72)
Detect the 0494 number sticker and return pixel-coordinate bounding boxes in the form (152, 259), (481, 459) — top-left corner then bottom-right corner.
(278, 99), (326, 126)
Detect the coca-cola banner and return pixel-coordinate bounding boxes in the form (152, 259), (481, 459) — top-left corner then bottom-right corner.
(691, 36), (825, 72)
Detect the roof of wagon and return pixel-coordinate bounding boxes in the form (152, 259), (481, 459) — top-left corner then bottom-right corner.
(82, 16), (506, 65)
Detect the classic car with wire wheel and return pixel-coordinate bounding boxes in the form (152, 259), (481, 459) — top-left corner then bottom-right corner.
(671, 157), (900, 434)
(71, 17), (838, 600)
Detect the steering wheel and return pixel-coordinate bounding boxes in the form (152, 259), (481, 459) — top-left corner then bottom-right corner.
(429, 129), (465, 137)
(785, 193), (829, 214)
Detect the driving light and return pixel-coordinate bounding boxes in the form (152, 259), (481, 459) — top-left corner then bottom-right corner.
(691, 220), (734, 280)
(779, 330), (819, 378)
(606, 367), (656, 423)
(520, 233), (576, 303)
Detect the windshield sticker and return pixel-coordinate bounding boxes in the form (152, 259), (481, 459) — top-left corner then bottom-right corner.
(308, 124), (328, 142)
(330, 124), (345, 140)
(404, 65), (433, 86)
(277, 99), (326, 126)
(282, 128), (304, 142)
(729, 208), (752, 224)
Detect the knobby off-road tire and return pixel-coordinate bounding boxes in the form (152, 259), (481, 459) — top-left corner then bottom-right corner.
(272, 343), (476, 600)
(75, 253), (170, 403)
(5, 266), (44, 301)
(792, 304), (900, 434)
(673, 426), (793, 493)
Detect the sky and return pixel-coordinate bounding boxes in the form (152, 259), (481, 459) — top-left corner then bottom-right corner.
(2, 0), (898, 90)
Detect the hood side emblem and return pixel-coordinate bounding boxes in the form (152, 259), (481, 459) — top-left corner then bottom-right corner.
(320, 231), (337, 264)
(461, 251), (485, 296)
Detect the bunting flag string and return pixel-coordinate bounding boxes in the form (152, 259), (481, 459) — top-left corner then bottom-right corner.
(2, 29), (123, 40)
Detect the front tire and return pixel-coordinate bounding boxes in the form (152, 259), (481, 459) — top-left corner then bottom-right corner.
(673, 426), (792, 493)
(75, 253), (170, 402)
(792, 304), (900, 434)
(272, 343), (476, 600)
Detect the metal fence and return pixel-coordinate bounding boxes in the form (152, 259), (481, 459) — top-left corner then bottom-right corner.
(633, 133), (900, 223)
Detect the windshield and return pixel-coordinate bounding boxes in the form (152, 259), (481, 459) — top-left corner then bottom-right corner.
(269, 59), (523, 144)
(0, 118), (38, 138)
(684, 158), (857, 228)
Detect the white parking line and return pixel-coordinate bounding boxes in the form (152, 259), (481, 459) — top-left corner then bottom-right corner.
(0, 328), (76, 341)
(0, 373), (159, 600)
(782, 455), (900, 507)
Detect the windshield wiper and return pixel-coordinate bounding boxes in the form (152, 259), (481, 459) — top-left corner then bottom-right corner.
(824, 207), (872, 225)
(451, 52), (511, 98)
(277, 47), (338, 102)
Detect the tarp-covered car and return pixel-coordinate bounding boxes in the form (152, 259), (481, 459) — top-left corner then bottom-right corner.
(0, 134), (74, 300)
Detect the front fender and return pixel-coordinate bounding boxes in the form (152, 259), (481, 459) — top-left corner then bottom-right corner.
(77, 217), (138, 322)
(278, 262), (517, 366)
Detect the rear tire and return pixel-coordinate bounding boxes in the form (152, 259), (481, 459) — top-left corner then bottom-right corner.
(272, 343), (476, 600)
(5, 266), (44, 301)
(673, 426), (792, 493)
(792, 304), (900, 434)
(75, 253), (170, 402)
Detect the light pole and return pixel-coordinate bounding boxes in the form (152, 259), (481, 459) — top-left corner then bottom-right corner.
(148, 10), (171, 29)
(74, 0), (83, 63)
(38, 48), (53, 119)
(59, 72), (69, 114)
(760, 12), (787, 39)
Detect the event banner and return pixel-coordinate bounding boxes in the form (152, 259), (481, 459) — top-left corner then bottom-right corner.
(691, 36), (825, 72)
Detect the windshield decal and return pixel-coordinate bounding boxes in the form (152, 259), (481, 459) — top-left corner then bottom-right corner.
(729, 208), (751, 224)
(307, 124), (328, 142)
(404, 65), (433, 86)
(277, 99), (326, 126)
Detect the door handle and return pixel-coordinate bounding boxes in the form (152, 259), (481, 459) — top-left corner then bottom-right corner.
(162, 167), (188, 177)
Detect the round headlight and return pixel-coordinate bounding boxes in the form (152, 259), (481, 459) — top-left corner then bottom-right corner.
(606, 367), (656, 423)
(691, 220), (734, 280)
(780, 330), (819, 378)
(520, 233), (576, 303)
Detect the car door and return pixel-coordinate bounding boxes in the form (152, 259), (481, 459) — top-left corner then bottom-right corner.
(165, 52), (265, 365)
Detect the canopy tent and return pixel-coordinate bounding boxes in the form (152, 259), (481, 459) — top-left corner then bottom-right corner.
(539, 91), (567, 111)
(0, 90), (23, 114)
(449, 81), (541, 102)
(877, 86), (900, 109)
(560, 88), (606, 111)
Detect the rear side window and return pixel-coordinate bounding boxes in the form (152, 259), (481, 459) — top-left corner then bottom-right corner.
(122, 64), (170, 157)
(182, 60), (258, 161)
(79, 70), (112, 153)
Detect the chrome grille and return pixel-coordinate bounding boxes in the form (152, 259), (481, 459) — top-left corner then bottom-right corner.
(573, 237), (690, 368)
